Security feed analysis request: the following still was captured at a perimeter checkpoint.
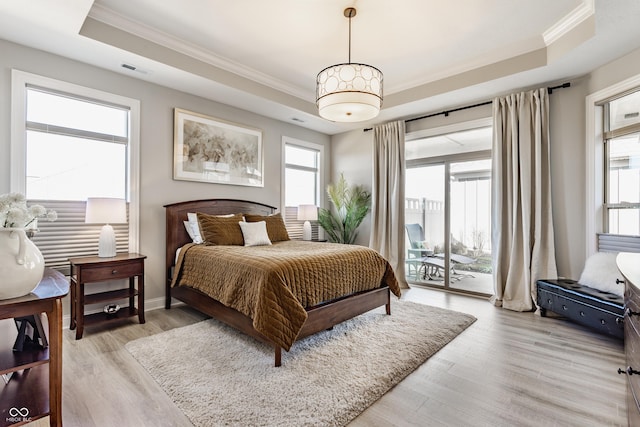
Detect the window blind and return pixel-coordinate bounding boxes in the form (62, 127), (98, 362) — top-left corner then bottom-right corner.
(28, 199), (129, 275)
(284, 206), (319, 240)
(597, 233), (640, 253)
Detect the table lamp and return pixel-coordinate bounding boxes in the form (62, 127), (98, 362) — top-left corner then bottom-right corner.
(297, 204), (318, 241)
(85, 197), (127, 257)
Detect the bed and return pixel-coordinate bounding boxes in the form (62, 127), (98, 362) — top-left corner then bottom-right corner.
(164, 199), (401, 366)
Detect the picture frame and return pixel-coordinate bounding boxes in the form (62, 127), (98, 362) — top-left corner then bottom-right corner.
(173, 108), (264, 187)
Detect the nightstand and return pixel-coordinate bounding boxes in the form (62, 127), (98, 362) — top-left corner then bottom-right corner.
(69, 253), (146, 339)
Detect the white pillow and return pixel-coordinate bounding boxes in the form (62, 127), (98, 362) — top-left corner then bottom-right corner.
(238, 221), (272, 247)
(183, 221), (197, 241)
(578, 252), (623, 297)
(186, 212), (204, 243)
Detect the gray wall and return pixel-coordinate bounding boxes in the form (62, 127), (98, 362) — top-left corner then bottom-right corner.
(548, 78), (589, 279)
(3, 35), (640, 306)
(331, 46), (640, 280)
(0, 38), (330, 311)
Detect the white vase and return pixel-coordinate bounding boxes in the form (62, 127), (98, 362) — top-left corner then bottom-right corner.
(0, 228), (45, 299)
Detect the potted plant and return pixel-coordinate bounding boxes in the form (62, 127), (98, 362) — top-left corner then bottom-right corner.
(317, 174), (371, 244)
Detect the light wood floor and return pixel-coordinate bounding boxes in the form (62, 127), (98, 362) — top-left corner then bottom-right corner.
(27, 286), (626, 427)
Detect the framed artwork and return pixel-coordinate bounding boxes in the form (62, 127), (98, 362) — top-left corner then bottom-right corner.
(173, 108), (263, 187)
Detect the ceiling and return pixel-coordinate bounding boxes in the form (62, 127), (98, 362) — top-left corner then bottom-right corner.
(1, 0), (640, 135)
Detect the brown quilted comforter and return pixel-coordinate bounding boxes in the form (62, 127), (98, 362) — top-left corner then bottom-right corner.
(171, 240), (401, 351)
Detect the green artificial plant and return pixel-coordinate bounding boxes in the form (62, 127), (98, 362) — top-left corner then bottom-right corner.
(317, 173), (371, 244)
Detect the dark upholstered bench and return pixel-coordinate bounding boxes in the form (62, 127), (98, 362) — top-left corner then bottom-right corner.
(536, 279), (624, 339)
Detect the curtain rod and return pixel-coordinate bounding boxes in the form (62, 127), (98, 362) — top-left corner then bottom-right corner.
(363, 82), (571, 131)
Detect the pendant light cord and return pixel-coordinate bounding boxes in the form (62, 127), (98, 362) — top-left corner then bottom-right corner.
(344, 7), (357, 64)
(347, 10), (352, 63)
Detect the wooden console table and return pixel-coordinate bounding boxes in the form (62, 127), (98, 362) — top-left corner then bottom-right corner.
(0, 268), (68, 427)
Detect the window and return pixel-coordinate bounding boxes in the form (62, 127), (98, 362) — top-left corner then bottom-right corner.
(284, 143), (320, 206)
(25, 88), (128, 200)
(603, 90), (640, 236)
(11, 70), (140, 273)
(586, 76), (640, 255)
(405, 121), (493, 296)
(282, 137), (324, 239)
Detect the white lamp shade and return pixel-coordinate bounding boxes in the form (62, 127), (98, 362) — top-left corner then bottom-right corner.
(317, 92), (381, 122)
(316, 63), (383, 122)
(297, 205), (317, 241)
(85, 198), (127, 224)
(85, 198), (126, 257)
(297, 204), (318, 221)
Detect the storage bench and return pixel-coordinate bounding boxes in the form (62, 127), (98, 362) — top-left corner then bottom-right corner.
(536, 278), (624, 339)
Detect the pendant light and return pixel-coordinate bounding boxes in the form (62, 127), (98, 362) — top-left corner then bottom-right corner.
(316, 7), (383, 122)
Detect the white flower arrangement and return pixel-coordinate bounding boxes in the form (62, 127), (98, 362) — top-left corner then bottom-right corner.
(0, 192), (57, 229)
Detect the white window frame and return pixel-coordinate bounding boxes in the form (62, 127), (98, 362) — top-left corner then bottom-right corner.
(281, 137), (325, 240)
(586, 72), (640, 256)
(10, 69), (141, 252)
(281, 136), (325, 210)
(602, 100), (640, 235)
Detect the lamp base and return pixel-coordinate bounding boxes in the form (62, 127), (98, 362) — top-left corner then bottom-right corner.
(302, 221), (312, 241)
(98, 224), (117, 257)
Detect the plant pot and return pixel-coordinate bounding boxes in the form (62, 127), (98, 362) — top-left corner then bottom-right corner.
(0, 228), (45, 299)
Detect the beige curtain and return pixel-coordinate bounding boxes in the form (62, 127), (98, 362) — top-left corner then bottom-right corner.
(370, 120), (408, 288)
(491, 88), (557, 311)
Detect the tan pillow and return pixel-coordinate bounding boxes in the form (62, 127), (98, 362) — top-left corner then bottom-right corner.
(197, 212), (245, 245)
(244, 213), (290, 242)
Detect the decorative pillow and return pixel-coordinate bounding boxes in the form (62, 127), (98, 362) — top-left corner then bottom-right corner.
(186, 212), (203, 244)
(578, 252), (623, 296)
(183, 220), (197, 242)
(238, 221), (272, 247)
(187, 212), (238, 244)
(197, 212), (245, 245)
(244, 213), (290, 242)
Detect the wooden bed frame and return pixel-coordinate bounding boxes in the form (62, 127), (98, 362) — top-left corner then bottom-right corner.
(164, 199), (391, 366)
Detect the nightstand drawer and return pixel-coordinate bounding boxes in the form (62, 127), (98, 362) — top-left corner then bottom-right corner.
(80, 260), (143, 282)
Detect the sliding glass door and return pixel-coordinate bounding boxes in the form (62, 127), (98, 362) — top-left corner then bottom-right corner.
(405, 165), (445, 288)
(405, 126), (493, 295)
(448, 159), (492, 294)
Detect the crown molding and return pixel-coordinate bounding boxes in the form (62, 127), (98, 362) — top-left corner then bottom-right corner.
(543, 0), (595, 45)
(86, 1), (596, 104)
(392, 1), (592, 96)
(87, 3), (312, 100)
(389, 39), (544, 95)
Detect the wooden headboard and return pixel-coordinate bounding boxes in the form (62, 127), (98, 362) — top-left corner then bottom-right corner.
(163, 199), (276, 296)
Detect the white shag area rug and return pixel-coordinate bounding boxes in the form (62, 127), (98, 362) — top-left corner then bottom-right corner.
(125, 300), (476, 427)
